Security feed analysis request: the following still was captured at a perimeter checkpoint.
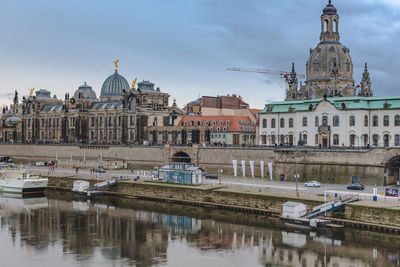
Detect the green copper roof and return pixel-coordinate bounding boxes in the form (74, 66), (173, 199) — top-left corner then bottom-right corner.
(260, 96), (400, 114)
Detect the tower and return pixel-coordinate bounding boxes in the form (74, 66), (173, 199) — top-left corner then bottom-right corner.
(359, 63), (373, 97)
(286, 63), (299, 101)
(304, 0), (355, 99)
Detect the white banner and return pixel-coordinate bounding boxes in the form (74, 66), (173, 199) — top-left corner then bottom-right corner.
(232, 160), (238, 177)
(241, 160), (246, 177)
(260, 161), (264, 178)
(268, 162), (273, 181)
(250, 161), (254, 178)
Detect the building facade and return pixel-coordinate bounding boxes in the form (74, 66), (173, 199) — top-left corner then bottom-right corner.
(2, 65), (172, 144)
(259, 96), (400, 147)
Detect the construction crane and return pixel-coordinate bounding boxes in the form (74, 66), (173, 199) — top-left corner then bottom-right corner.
(226, 67), (305, 82)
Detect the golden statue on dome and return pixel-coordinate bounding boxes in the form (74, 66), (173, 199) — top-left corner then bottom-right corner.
(29, 88), (34, 97)
(113, 59), (119, 71)
(132, 78), (137, 89)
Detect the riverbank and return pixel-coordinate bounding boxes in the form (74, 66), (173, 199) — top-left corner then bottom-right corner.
(47, 175), (400, 233)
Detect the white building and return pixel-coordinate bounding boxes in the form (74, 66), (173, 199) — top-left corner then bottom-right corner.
(259, 96), (400, 148)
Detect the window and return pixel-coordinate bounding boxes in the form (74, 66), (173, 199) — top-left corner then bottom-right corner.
(384, 115), (389, 127)
(350, 134), (355, 146)
(303, 134), (308, 145)
(130, 116), (135, 126)
(280, 118), (285, 128)
(262, 119), (267, 128)
(315, 116), (319, 127)
(364, 115), (368, 127)
(226, 120), (230, 125)
(395, 135), (400, 146)
(395, 115), (400, 126)
(315, 134), (318, 145)
(271, 119), (276, 128)
(220, 121), (224, 125)
(333, 116), (340, 127)
(373, 115), (378, 127)
(289, 118), (294, 128)
(322, 116), (328, 126)
(213, 120), (217, 125)
(349, 116), (355, 126)
(373, 134), (379, 146)
(302, 117), (307, 127)
(191, 121), (195, 126)
(333, 134), (339, 145)
(362, 134), (368, 146)
(271, 135), (276, 145)
(109, 117), (113, 126)
(91, 117), (95, 127)
(262, 135), (267, 144)
(384, 134), (390, 147)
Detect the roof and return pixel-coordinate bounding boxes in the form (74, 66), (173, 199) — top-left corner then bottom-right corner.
(178, 115), (256, 133)
(260, 96), (400, 114)
(283, 201), (306, 207)
(90, 101), (123, 110)
(41, 104), (63, 112)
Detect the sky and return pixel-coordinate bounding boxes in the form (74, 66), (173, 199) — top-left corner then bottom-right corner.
(0, 0), (399, 109)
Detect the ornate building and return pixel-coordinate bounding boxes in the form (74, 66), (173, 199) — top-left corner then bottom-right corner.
(2, 62), (171, 144)
(286, 1), (373, 100)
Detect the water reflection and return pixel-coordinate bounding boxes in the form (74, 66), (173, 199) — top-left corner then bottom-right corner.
(0, 191), (399, 267)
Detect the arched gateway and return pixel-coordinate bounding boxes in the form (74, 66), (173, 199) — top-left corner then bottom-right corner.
(385, 156), (400, 185)
(171, 151), (191, 163)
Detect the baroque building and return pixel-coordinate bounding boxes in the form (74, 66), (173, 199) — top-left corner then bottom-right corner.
(286, 0), (372, 100)
(2, 62), (171, 144)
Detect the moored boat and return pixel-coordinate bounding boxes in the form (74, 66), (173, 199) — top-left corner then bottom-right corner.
(0, 169), (48, 195)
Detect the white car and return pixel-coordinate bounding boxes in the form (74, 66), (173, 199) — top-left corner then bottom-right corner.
(304, 181), (321, 187)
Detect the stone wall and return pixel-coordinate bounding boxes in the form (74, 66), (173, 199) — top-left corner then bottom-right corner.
(2, 144), (400, 185)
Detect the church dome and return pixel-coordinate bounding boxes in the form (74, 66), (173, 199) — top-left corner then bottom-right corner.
(74, 82), (97, 100)
(307, 42), (353, 79)
(100, 71), (130, 98)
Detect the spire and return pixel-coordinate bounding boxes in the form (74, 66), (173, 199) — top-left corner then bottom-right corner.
(360, 62), (372, 97)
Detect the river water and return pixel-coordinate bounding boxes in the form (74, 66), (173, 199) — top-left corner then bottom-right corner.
(0, 191), (399, 267)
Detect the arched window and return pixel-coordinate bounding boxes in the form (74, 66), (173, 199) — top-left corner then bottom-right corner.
(271, 135), (276, 145)
(364, 115), (368, 127)
(333, 134), (339, 145)
(289, 135), (294, 146)
(313, 62), (318, 72)
(324, 20), (329, 32)
(349, 116), (355, 126)
(262, 135), (267, 144)
(384, 115), (389, 127)
(350, 134), (356, 146)
(373, 115), (378, 127)
(303, 134), (308, 145)
(334, 19), (338, 33)
(262, 119), (267, 128)
(315, 116), (319, 127)
(280, 135), (285, 145)
(373, 134), (379, 146)
(362, 134), (368, 146)
(333, 116), (340, 127)
(280, 118), (285, 128)
(384, 134), (390, 147)
(271, 119), (276, 128)
(289, 118), (294, 128)
(322, 116), (328, 126)
(395, 115), (400, 126)
(395, 135), (400, 146)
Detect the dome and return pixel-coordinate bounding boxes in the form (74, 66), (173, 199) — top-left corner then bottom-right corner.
(74, 82), (97, 100)
(100, 71), (130, 98)
(307, 42), (353, 79)
(323, 1), (337, 15)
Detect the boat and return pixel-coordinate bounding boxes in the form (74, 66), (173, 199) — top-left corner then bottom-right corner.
(0, 169), (48, 195)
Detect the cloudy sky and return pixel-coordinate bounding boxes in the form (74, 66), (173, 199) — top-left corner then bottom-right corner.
(0, 0), (399, 109)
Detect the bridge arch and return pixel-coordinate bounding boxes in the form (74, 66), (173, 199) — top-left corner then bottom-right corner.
(171, 151), (191, 163)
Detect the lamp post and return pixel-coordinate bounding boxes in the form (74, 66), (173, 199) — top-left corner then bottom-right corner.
(295, 161), (299, 198)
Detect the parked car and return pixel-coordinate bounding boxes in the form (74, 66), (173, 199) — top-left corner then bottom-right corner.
(205, 174), (218, 179)
(347, 183), (364, 190)
(385, 188), (399, 197)
(304, 181), (321, 187)
(94, 168), (106, 173)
